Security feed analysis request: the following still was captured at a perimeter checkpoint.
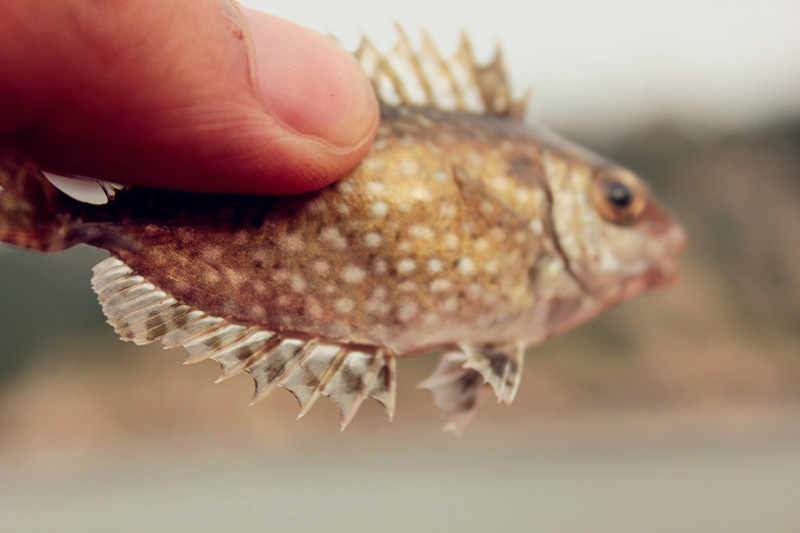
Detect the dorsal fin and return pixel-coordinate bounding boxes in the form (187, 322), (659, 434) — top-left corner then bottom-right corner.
(91, 256), (396, 430)
(354, 25), (529, 119)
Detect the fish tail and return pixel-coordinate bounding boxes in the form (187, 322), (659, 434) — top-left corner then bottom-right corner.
(0, 150), (82, 252)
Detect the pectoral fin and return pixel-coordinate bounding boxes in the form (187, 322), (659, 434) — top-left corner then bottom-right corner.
(459, 341), (524, 405)
(420, 342), (525, 433)
(418, 351), (487, 434)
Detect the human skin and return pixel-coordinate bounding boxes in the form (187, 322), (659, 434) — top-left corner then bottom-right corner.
(0, 0), (379, 195)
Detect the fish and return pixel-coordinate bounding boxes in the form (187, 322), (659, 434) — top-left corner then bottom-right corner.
(0, 27), (686, 433)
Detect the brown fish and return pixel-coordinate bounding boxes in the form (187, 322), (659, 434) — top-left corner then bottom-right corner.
(0, 29), (685, 432)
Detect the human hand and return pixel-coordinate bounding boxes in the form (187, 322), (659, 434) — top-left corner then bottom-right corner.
(0, 0), (379, 195)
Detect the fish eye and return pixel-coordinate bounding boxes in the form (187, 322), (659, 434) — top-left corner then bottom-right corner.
(606, 181), (633, 208)
(591, 169), (647, 225)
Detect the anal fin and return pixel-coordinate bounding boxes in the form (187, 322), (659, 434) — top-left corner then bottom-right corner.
(91, 256), (396, 429)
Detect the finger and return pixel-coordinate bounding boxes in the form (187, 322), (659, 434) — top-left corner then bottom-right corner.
(0, 0), (379, 194)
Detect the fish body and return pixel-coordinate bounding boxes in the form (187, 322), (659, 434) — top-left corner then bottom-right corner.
(0, 29), (685, 432)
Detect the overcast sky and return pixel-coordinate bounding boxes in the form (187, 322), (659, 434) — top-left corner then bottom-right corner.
(241, 0), (800, 137)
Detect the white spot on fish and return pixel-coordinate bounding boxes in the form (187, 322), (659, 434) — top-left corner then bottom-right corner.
(433, 169), (449, 182)
(439, 203), (458, 218)
(233, 230), (249, 246)
(367, 181), (387, 195)
(442, 297), (459, 313)
(467, 152), (485, 167)
(306, 296), (323, 319)
(443, 233), (460, 250)
(371, 201), (389, 217)
(374, 259), (389, 275)
(599, 251), (621, 271)
(397, 240), (413, 253)
(488, 228), (507, 242)
(427, 259), (444, 274)
(396, 302), (418, 322)
(311, 259), (331, 276)
(397, 281), (419, 293)
(371, 287), (388, 301)
(225, 268), (246, 288)
(305, 198), (326, 216)
(319, 226), (347, 251)
(416, 114), (434, 128)
(337, 182), (355, 195)
(362, 158), (385, 172)
(366, 299), (391, 316)
(410, 187), (433, 202)
(272, 269), (290, 282)
(490, 175), (510, 192)
(251, 247), (271, 264)
(201, 246), (223, 262)
(430, 279), (452, 293)
(335, 298), (355, 313)
(362, 232), (383, 248)
(280, 233), (304, 253)
(335, 201), (350, 215)
(544, 258), (564, 277)
(400, 160), (420, 176)
(291, 275), (306, 292)
(397, 259), (417, 275)
(532, 189), (546, 207)
(422, 313), (440, 326)
(341, 265), (367, 284)
(425, 140), (442, 153)
(467, 283), (483, 299)
(409, 224), (435, 240)
(457, 257), (476, 276)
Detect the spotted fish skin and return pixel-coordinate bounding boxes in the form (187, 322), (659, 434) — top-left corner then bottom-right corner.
(0, 29), (685, 431)
(100, 106), (562, 355)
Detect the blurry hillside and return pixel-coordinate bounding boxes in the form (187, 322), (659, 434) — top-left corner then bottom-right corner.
(1, 117), (799, 459)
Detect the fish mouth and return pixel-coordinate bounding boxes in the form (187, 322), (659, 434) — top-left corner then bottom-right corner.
(666, 221), (688, 257)
(619, 223), (687, 302)
(647, 217), (687, 289)
(617, 260), (680, 302)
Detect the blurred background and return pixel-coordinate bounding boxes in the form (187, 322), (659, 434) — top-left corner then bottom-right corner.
(2, 1), (799, 531)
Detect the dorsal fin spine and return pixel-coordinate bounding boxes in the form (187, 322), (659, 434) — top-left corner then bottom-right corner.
(393, 22), (434, 106)
(355, 25), (527, 118)
(420, 29), (465, 111)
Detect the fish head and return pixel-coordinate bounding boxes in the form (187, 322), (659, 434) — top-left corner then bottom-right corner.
(549, 156), (687, 305)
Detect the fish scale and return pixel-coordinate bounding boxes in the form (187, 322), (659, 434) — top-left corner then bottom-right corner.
(0, 27), (685, 433)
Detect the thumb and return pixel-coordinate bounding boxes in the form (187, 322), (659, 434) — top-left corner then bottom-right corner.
(0, 1), (379, 194)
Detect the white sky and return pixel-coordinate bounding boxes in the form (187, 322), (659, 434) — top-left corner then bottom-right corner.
(241, 0), (800, 137)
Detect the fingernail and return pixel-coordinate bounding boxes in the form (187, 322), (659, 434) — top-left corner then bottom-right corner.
(239, 8), (377, 148)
